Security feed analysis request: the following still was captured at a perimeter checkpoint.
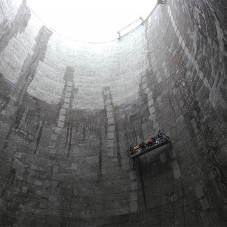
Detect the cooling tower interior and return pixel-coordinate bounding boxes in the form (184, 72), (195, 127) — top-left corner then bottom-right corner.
(0, 0), (227, 226)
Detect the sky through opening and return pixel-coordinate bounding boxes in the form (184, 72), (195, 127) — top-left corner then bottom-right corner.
(27, 0), (157, 42)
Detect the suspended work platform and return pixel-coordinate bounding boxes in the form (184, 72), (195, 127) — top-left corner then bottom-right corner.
(129, 131), (171, 159)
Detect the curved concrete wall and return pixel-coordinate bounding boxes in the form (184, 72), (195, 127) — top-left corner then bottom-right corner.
(0, 0), (227, 226)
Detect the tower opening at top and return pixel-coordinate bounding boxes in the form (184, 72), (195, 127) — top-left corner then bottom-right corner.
(26, 0), (157, 42)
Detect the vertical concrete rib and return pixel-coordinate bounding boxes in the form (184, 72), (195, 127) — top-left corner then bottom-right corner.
(102, 86), (115, 157)
(142, 73), (159, 134)
(0, 0), (31, 53)
(49, 67), (74, 153)
(1, 25), (52, 147)
(144, 29), (160, 133)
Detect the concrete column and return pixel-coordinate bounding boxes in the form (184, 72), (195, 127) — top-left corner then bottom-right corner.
(1, 26), (52, 148)
(0, 0), (31, 53)
(49, 67), (74, 154)
(102, 86), (115, 157)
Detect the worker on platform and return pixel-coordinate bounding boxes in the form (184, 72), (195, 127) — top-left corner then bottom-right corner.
(129, 143), (134, 155)
(147, 137), (156, 147)
(157, 129), (164, 144)
(146, 138), (152, 147)
(139, 141), (146, 151)
(151, 137), (156, 144)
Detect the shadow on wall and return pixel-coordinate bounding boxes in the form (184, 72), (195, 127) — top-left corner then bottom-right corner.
(132, 143), (173, 209)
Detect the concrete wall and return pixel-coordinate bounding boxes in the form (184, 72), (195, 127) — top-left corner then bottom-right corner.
(0, 0), (227, 226)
